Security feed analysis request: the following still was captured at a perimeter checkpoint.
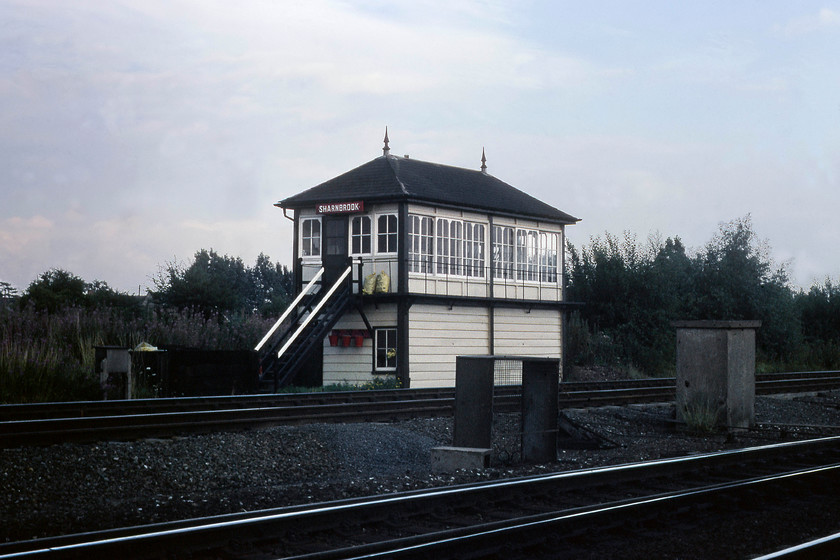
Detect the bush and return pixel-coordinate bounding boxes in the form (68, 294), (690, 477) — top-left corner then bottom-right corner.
(0, 305), (276, 404)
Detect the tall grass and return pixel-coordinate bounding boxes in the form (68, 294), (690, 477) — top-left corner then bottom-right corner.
(0, 304), (276, 404)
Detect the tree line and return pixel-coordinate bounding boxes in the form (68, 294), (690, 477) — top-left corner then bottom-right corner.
(566, 215), (840, 375)
(6, 250), (293, 319)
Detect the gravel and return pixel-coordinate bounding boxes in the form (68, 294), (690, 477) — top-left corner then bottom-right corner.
(4, 391), (840, 548)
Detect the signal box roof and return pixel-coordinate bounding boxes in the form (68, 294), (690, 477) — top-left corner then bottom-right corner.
(278, 155), (579, 225)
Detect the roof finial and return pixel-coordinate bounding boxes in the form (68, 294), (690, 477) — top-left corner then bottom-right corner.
(383, 127), (390, 156)
(480, 147), (487, 173)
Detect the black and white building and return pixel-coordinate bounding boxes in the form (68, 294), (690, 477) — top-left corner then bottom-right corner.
(259, 133), (579, 389)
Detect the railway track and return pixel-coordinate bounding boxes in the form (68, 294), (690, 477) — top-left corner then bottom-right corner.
(2, 436), (839, 559)
(1, 371), (839, 448)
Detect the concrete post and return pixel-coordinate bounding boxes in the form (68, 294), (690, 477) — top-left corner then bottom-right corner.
(673, 320), (761, 430)
(454, 356), (495, 449)
(521, 358), (560, 463)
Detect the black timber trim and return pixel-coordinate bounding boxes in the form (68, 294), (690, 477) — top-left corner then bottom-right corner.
(488, 215), (495, 354)
(282, 196), (578, 227)
(292, 209), (301, 292)
(352, 299), (374, 336)
(359, 293), (583, 312)
(397, 202), (410, 388)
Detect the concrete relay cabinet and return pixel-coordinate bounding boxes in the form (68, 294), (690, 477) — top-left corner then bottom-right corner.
(673, 320), (761, 430)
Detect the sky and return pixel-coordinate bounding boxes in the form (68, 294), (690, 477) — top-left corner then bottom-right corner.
(1, 1), (838, 294)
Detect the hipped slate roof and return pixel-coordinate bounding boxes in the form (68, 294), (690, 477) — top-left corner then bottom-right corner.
(278, 155), (579, 224)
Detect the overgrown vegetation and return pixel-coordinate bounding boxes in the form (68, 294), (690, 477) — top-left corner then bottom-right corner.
(1, 252), (287, 403)
(566, 215), (840, 375)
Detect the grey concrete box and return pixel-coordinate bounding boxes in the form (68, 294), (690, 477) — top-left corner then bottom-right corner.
(673, 320), (760, 430)
(431, 446), (492, 472)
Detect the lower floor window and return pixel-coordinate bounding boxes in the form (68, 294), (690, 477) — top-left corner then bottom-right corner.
(375, 328), (397, 371)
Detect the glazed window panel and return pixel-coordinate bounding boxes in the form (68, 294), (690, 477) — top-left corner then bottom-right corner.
(515, 229), (539, 282)
(301, 218), (321, 257)
(351, 216), (372, 255)
(436, 218), (464, 276)
(464, 223), (485, 278)
(492, 225), (515, 280)
(436, 218), (450, 275)
(539, 232), (559, 283)
(448, 220), (463, 275)
(375, 328), (397, 371)
(408, 215), (434, 273)
(377, 214), (398, 254)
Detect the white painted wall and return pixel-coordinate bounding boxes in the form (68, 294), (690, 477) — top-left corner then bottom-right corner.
(493, 307), (562, 359)
(408, 304), (491, 388)
(322, 304), (398, 386)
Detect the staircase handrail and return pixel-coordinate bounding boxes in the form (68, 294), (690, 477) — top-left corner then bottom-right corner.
(254, 267), (325, 352)
(276, 265), (353, 359)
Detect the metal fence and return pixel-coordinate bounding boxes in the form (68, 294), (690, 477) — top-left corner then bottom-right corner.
(493, 358), (523, 386)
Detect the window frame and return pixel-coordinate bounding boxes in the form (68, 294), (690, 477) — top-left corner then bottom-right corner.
(492, 225), (515, 280)
(408, 214), (434, 273)
(376, 213), (398, 255)
(464, 222), (485, 278)
(374, 327), (398, 372)
(350, 215), (372, 256)
(300, 217), (322, 259)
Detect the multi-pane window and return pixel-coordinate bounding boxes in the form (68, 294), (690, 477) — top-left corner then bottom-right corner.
(516, 229), (539, 282)
(539, 232), (559, 283)
(408, 215), (434, 273)
(436, 218), (464, 275)
(492, 226), (515, 279)
(301, 218), (321, 257)
(351, 216), (372, 255)
(464, 223), (485, 278)
(494, 226), (559, 284)
(377, 214), (398, 254)
(409, 214), (559, 284)
(375, 328), (397, 371)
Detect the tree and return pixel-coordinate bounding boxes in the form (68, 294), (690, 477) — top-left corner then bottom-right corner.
(20, 269), (87, 312)
(151, 250), (294, 317)
(19, 270), (139, 314)
(249, 253), (294, 316)
(0, 281), (18, 300)
(693, 215), (800, 362)
(152, 249), (249, 317)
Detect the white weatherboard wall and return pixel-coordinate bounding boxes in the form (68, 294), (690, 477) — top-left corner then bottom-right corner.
(409, 304), (490, 388)
(493, 308), (562, 359)
(322, 304), (398, 386)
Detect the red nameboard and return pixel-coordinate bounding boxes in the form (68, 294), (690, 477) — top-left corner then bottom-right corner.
(317, 201), (364, 214)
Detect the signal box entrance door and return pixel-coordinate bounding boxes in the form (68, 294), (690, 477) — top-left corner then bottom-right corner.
(322, 215), (349, 287)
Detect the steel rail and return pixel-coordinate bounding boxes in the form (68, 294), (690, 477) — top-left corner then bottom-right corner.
(2, 436), (839, 559)
(3, 371), (839, 422)
(754, 531), (840, 560)
(3, 375), (840, 447)
(327, 464), (840, 560)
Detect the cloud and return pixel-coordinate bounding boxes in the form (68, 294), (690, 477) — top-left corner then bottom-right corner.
(775, 8), (840, 37)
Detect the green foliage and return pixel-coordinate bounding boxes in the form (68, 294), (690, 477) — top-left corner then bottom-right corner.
(0, 281), (19, 299)
(151, 250), (293, 317)
(0, 304), (276, 403)
(567, 216), (812, 375)
(794, 279), (840, 369)
(681, 395), (721, 434)
(3, 250), (292, 403)
(19, 269), (140, 315)
(20, 269), (87, 312)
